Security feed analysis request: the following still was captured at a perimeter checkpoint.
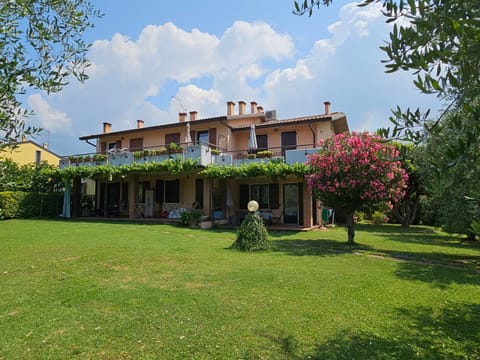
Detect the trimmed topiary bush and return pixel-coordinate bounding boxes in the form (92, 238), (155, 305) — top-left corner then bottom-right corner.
(232, 213), (270, 251)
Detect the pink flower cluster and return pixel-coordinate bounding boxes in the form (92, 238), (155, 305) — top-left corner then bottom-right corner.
(306, 132), (408, 208)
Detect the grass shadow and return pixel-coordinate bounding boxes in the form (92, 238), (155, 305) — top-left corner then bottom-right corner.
(356, 223), (480, 251)
(271, 239), (373, 257)
(303, 303), (480, 359)
(392, 259), (480, 287)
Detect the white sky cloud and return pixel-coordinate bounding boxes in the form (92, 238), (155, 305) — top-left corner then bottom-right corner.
(26, 2), (440, 155)
(27, 94), (72, 134)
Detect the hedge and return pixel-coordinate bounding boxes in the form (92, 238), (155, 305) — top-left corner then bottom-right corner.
(0, 191), (63, 220)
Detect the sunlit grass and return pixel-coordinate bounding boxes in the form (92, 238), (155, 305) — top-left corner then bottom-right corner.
(0, 219), (479, 359)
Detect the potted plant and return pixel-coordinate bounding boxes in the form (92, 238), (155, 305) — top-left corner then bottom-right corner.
(93, 153), (107, 163)
(180, 209), (202, 227)
(247, 153), (257, 159)
(256, 150), (273, 158)
(211, 148), (221, 155)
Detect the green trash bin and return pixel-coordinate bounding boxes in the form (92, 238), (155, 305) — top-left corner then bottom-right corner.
(322, 208), (329, 222)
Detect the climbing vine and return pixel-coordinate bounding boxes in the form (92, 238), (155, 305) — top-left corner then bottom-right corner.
(43, 158), (312, 181)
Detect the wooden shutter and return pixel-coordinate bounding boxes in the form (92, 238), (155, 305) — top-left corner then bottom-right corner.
(115, 140), (122, 150)
(129, 138), (143, 151)
(209, 128), (217, 148)
(101, 142), (107, 154)
(165, 133), (180, 146)
(190, 130), (196, 145)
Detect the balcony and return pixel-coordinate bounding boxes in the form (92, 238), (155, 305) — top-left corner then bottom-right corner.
(59, 143), (320, 170)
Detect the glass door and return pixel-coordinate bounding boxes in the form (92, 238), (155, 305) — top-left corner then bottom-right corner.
(283, 183), (298, 224)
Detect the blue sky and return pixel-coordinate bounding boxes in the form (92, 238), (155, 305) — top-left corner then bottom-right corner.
(27, 0), (441, 155)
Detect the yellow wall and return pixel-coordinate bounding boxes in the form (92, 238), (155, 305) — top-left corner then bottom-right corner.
(1, 141), (61, 166)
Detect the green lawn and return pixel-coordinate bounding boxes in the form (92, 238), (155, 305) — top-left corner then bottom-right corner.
(0, 220), (479, 359)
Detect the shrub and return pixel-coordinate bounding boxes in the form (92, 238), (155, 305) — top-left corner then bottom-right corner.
(180, 209), (202, 227)
(353, 210), (365, 222)
(0, 191), (63, 219)
(0, 191), (20, 219)
(233, 213), (270, 251)
(372, 211), (389, 224)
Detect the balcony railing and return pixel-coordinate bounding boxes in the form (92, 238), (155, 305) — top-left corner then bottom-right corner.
(59, 143), (320, 169)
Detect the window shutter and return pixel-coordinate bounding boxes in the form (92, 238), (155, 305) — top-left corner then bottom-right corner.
(101, 142), (107, 154)
(129, 138), (143, 151)
(165, 133), (180, 146)
(116, 140), (122, 149)
(209, 128), (217, 148)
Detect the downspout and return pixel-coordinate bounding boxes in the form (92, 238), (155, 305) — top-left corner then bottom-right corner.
(308, 124), (316, 147)
(85, 139), (96, 148)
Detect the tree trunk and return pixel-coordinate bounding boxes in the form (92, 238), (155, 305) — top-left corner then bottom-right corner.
(345, 210), (355, 244)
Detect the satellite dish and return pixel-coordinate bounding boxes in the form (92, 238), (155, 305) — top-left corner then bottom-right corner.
(247, 200), (259, 212)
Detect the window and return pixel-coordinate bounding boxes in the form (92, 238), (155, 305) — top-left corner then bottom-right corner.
(239, 183), (279, 209)
(108, 142), (117, 151)
(155, 179), (180, 203)
(256, 134), (268, 151)
(165, 133), (180, 146)
(35, 150), (41, 164)
(197, 130), (209, 145)
(165, 180), (180, 203)
(251, 184), (269, 209)
(281, 131), (297, 156)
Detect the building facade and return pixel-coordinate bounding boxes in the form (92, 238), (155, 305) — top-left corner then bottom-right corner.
(61, 101), (349, 229)
(1, 138), (61, 167)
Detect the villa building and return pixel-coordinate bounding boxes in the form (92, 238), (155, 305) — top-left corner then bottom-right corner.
(2, 137), (61, 167)
(60, 101), (349, 229)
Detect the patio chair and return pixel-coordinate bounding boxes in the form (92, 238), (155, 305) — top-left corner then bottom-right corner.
(271, 209), (283, 224)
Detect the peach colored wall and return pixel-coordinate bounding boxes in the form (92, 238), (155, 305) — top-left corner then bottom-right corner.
(95, 118), (337, 154)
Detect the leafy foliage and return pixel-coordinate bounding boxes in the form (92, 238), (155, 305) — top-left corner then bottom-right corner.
(294, 0), (480, 160)
(416, 104), (480, 239)
(50, 158), (201, 180)
(0, 159), (63, 192)
(201, 160), (311, 180)
(0, 191), (63, 219)
(233, 213), (270, 251)
(390, 143), (424, 227)
(0, 0), (102, 148)
(180, 209), (202, 227)
(306, 132), (407, 243)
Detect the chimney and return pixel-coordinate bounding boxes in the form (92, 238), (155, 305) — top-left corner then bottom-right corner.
(43, 143), (48, 149)
(257, 106), (264, 113)
(103, 122), (112, 134)
(250, 101), (257, 114)
(179, 112), (187, 122)
(238, 101), (246, 115)
(22, 135), (27, 142)
(189, 111), (198, 121)
(137, 119), (144, 129)
(227, 101), (235, 116)
(324, 101), (331, 115)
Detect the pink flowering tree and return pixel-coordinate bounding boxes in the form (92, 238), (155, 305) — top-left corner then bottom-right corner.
(306, 132), (408, 244)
